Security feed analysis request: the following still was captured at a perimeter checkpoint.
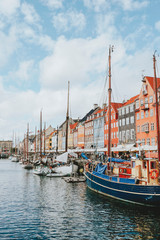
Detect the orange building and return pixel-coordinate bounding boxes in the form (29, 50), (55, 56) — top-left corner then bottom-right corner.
(70, 122), (78, 148)
(77, 122), (85, 148)
(135, 76), (160, 157)
(104, 102), (122, 149)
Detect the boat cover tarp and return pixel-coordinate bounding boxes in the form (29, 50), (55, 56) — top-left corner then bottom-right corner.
(56, 152), (68, 163)
(93, 171), (136, 184)
(81, 153), (88, 160)
(108, 157), (130, 163)
(95, 163), (107, 174)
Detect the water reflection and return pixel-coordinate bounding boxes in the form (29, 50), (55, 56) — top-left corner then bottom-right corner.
(1, 160), (160, 239)
(86, 188), (160, 239)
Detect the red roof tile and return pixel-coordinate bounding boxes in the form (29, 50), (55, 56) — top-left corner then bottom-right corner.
(145, 76), (160, 90)
(70, 122), (78, 130)
(111, 102), (123, 112)
(122, 94), (139, 106)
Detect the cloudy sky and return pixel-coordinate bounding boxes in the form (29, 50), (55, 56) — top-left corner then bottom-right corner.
(0, 0), (160, 140)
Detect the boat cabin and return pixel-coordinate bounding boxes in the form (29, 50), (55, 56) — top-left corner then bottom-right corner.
(131, 158), (159, 185)
(119, 166), (131, 178)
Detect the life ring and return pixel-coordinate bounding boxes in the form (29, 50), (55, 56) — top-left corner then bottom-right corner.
(150, 169), (159, 179)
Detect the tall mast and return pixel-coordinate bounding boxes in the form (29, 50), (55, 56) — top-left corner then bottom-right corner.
(108, 46), (113, 158)
(153, 53), (160, 162)
(56, 125), (58, 153)
(35, 126), (37, 155)
(65, 81), (70, 152)
(24, 133), (26, 159)
(27, 123), (29, 161)
(44, 122), (46, 155)
(15, 132), (17, 155)
(40, 110), (42, 160)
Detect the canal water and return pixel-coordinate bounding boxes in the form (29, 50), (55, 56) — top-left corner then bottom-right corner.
(1, 159), (160, 239)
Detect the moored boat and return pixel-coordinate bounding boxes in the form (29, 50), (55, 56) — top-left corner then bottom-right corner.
(84, 47), (160, 207)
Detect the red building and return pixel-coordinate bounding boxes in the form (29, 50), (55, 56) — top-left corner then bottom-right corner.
(135, 76), (160, 158)
(104, 102), (123, 150)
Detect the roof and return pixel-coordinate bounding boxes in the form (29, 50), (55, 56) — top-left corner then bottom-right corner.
(111, 102), (123, 113)
(80, 107), (99, 122)
(94, 108), (105, 115)
(121, 94), (139, 107)
(70, 122), (78, 130)
(145, 76), (160, 90)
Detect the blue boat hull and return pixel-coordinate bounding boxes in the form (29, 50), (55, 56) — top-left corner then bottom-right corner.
(85, 171), (160, 206)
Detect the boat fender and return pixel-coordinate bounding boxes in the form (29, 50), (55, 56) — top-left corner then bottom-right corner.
(85, 163), (89, 171)
(150, 169), (159, 179)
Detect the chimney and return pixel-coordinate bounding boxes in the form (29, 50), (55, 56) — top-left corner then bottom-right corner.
(94, 104), (98, 109)
(103, 103), (107, 109)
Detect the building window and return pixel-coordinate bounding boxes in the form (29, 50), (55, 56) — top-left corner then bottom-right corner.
(119, 131), (121, 140)
(150, 109), (154, 117)
(126, 117), (129, 125)
(126, 107), (129, 114)
(130, 116), (134, 124)
(146, 138), (150, 145)
(141, 111), (144, 119)
(136, 100), (139, 109)
(130, 104), (134, 112)
(132, 161), (135, 168)
(137, 126), (140, 132)
(145, 97), (148, 103)
(145, 110), (149, 118)
(151, 138), (155, 146)
(122, 108), (125, 115)
(149, 96), (153, 103)
(126, 130), (130, 140)
(119, 120), (121, 126)
(122, 119), (125, 126)
(142, 138), (145, 145)
(140, 99), (144, 106)
(131, 129), (135, 139)
(137, 113), (139, 120)
(122, 131), (125, 141)
(119, 109), (121, 116)
(151, 123), (154, 131)
(143, 161), (147, 169)
(150, 161), (156, 169)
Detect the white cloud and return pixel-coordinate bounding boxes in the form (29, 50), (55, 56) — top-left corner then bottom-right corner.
(96, 13), (116, 35)
(39, 35), (108, 90)
(21, 2), (40, 25)
(41, 0), (63, 9)
(53, 11), (86, 32)
(0, 27), (18, 67)
(83, 0), (109, 12)
(14, 60), (34, 83)
(115, 0), (149, 11)
(155, 21), (160, 31)
(0, 0), (20, 17)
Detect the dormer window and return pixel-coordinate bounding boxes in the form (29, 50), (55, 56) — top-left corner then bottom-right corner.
(142, 84), (148, 95)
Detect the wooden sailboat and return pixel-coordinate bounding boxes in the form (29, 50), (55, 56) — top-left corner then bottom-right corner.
(23, 123), (33, 169)
(46, 81), (78, 178)
(84, 47), (160, 206)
